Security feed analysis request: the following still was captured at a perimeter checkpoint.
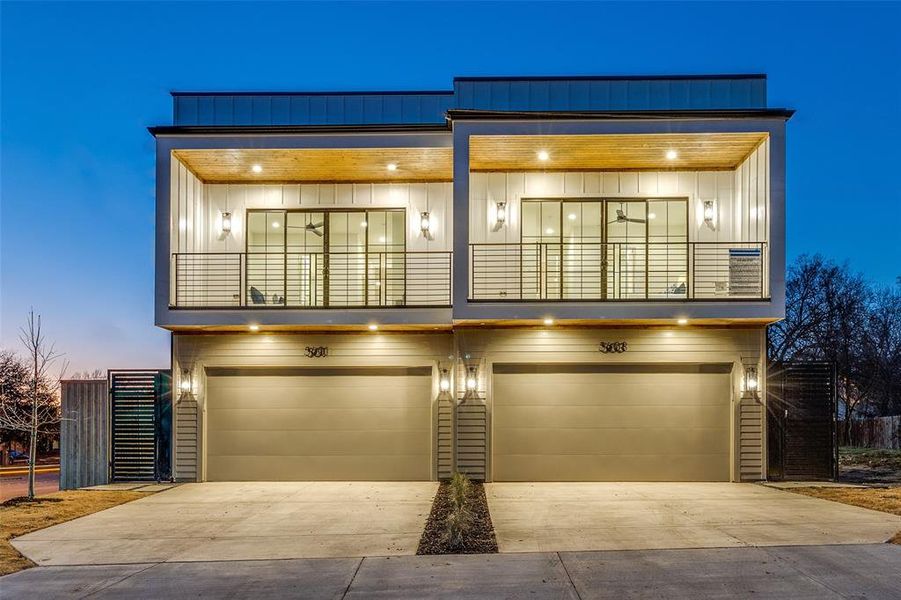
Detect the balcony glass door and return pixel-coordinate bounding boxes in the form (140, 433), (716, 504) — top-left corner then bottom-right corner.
(246, 211), (286, 305)
(522, 199), (687, 300)
(247, 208), (405, 307)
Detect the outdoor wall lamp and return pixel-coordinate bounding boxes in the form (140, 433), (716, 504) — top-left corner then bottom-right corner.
(496, 201), (507, 226)
(465, 366), (478, 393)
(703, 200), (717, 230)
(220, 211), (232, 235)
(743, 364), (760, 398)
(439, 368), (451, 393)
(178, 369), (193, 394)
(420, 211), (434, 240)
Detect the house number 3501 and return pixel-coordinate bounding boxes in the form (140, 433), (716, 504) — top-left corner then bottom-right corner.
(598, 341), (628, 354)
(304, 346), (328, 358)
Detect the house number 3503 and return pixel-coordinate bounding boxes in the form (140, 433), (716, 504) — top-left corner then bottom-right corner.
(304, 346), (328, 358)
(598, 341), (628, 354)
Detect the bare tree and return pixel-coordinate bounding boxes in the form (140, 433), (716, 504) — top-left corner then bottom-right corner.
(0, 310), (67, 499)
(70, 368), (105, 380)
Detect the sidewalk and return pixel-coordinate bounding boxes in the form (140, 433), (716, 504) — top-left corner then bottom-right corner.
(2, 543), (899, 599)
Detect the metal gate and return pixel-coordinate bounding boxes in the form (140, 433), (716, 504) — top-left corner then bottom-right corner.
(767, 361), (837, 480)
(109, 370), (171, 482)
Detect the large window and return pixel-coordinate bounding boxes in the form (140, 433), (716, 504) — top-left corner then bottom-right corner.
(246, 208), (405, 306)
(521, 198), (687, 299)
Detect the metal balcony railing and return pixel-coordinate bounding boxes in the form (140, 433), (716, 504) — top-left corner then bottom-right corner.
(469, 242), (768, 301)
(172, 251), (452, 308)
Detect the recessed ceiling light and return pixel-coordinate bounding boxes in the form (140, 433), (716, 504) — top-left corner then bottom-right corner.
(248, 324), (260, 331)
(272, 221), (280, 228)
(361, 221), (368, 227)
(677, 318), (688, 325)
(537, 150), (549, 161)
(368, 324), (379, 331)
(545, 227), (554, 235)
(386, 163), (398, 171)
(568, 213), (577, 221)
(665, 150), (678, 160)
(543, 318), (554, 326)
(251, 164), (263, 173)
(648, 212), (657, 220)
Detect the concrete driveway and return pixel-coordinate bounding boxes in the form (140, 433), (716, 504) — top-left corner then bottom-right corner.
(486, 482), (901, 552)
(12, 482), (437, 566)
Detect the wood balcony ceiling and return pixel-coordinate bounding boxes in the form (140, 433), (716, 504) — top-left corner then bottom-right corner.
(469, 132), (768, 171)
(173, 147), (454, 183)
(173, 132), (767, 182)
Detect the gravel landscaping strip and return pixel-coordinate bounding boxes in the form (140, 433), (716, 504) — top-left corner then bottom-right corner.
(417, 481), (498, 555)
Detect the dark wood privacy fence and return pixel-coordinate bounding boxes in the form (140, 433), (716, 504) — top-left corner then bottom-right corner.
(767, 361), (837, 480)
(109, 370), (171, 482)
(838, 416), (901, 449)
(60, 380), (109, 490)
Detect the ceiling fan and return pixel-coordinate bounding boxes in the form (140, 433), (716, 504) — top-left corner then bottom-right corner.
(287, 221), (325, 237)
(608, 205), (646, 225)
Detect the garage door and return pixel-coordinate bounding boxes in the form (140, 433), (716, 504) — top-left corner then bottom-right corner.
(492, 363), (732, 482)
(205, 367), (432, 481)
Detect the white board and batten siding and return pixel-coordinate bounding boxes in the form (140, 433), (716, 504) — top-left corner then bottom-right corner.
(455, 327), (767, 482)
(172, 332), (453, 482)
(469, 140), (770, 246)
(168, 161), (453, 256)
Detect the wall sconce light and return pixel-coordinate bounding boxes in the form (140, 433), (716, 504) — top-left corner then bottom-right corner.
(465, 366), (478, 393)
(496, 201), (507, 225)
(178, 369), (193, 394)
(439, 368), (451, 393)
(420, 211), (434, 241)
(743, 364), (760, 398)
(220, 212), (232, 235)
(703, 200), (717, 230)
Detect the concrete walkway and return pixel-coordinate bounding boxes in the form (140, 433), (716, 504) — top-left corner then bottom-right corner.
(2, 544), (899, 599)
(11, 482), (437, 565)
(486, 482), (901, 552)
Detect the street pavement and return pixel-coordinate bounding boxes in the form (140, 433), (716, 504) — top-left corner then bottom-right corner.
(1, 543), (899, 599)
(0, 469), (59, 501)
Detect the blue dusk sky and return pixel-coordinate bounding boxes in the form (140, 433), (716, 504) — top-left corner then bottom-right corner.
(1, 1), (899, 372)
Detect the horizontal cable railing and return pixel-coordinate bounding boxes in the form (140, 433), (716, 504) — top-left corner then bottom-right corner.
(172, 251), (452, 308)
(469, 242), (768, 301)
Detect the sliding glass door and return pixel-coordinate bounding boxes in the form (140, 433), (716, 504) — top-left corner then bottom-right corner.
(246, 208), (405, 307)
(521, 198), (687, 299)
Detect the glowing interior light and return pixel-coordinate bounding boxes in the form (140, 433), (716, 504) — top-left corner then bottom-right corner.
(665, 150), (678, 160)
(537, 150), (549, 161)
(386, 163), (398, 171)
(677, 318), (688, 325)
(251, 164), (263, 173)
(568, 213), (577, 221)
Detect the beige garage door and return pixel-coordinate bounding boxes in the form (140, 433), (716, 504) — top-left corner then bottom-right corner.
(493, 363), (732, 481)
(205, 367), (432, 481)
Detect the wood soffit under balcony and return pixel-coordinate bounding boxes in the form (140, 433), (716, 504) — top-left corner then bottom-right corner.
(469, 132), (768, 172)
(172, 132), (767, 183)
(173, 147), (454, 183)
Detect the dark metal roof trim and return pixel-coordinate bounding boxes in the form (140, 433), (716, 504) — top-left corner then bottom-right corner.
(170, 90), (453, 97)
(454, 74), (766, 82)
(148, 123), (452, 136)
(446, 108), (794, 121)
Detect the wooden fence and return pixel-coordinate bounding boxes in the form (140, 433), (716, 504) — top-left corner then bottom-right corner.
(838, 416), (901, 449)
(60, 379), (109, 489)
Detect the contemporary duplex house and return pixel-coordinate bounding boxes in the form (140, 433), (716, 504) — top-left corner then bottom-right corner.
(151, 74), (791, 484)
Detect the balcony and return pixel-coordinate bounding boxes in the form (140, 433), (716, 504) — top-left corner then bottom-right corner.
(172, 251), (452, 308)
(469, 242), (767, 301)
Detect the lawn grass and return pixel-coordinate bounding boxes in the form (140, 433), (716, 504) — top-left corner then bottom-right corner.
(788, 486), (901, 545)
(0, 490), (148, 576)
(839, 446), (901, 470)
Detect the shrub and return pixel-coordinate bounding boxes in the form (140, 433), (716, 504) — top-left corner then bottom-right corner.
(443, 472), (473, 551)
